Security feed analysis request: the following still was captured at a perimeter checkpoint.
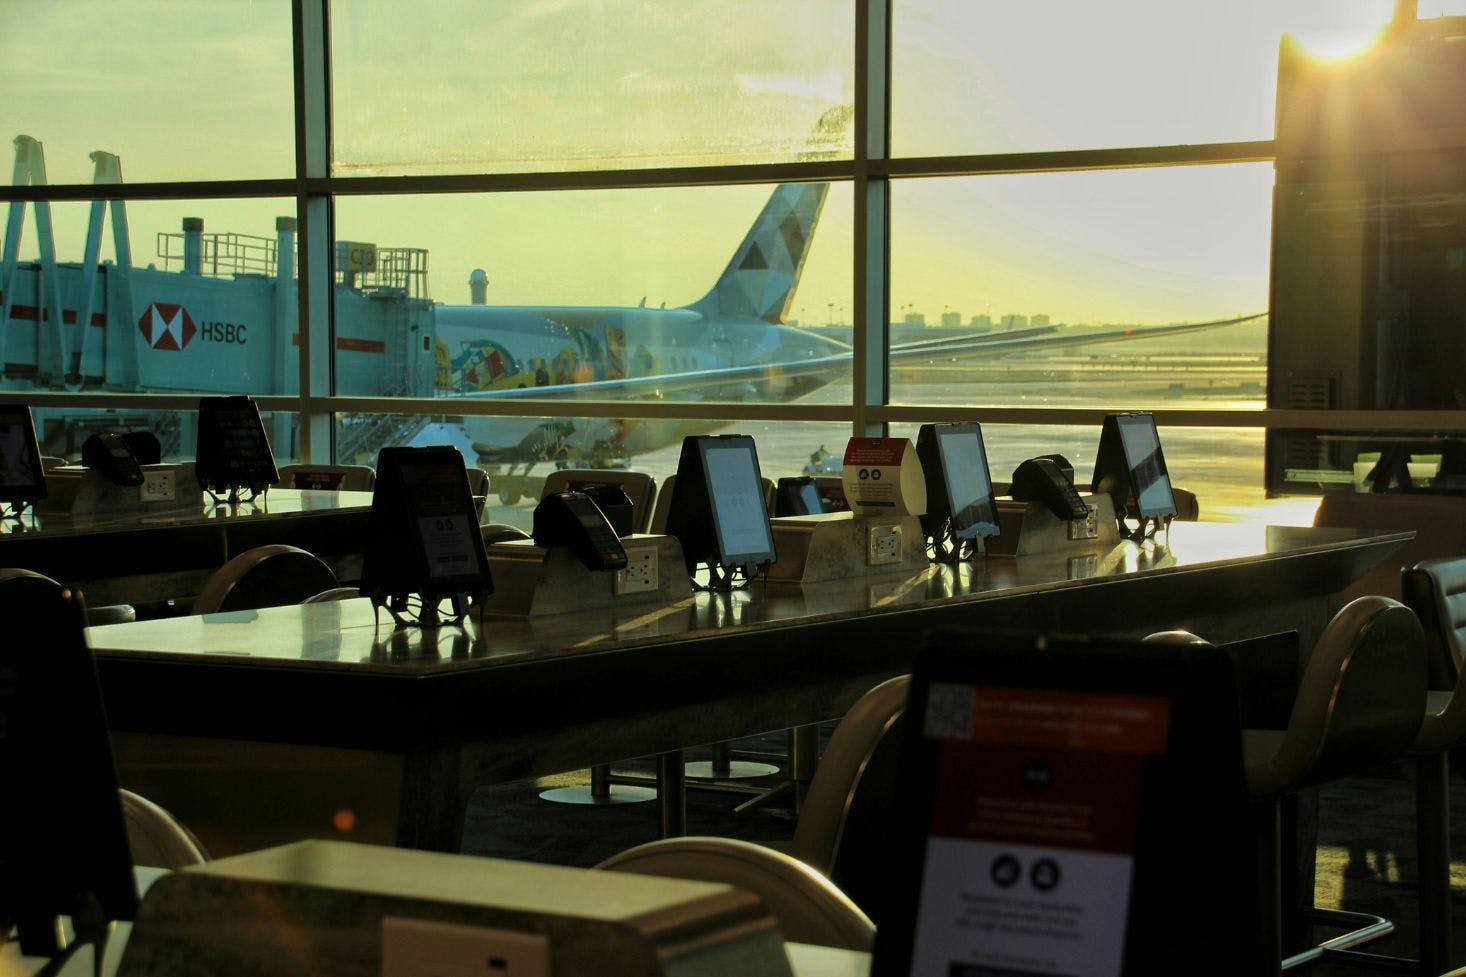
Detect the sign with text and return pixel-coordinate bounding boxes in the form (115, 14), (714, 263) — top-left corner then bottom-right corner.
(909, 684), (1170, 977)
(841, 437), (926, 517)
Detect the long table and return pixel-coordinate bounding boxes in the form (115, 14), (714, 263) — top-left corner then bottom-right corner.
(87, 523), (1409, 856)
(0, 488), (374, 606)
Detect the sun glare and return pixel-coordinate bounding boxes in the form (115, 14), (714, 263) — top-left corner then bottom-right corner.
(1287, 24), (1387, 60)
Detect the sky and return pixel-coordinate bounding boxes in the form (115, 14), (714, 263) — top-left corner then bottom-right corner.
(0, 0), (1444, 327)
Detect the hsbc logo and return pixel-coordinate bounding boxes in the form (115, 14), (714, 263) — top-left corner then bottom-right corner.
(137, 302), (197, 350)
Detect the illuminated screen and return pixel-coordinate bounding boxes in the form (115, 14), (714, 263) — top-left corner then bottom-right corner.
(1116, 415), (1176, 519)
(700, 439), (775, 568)
(936, 425), (999, 540)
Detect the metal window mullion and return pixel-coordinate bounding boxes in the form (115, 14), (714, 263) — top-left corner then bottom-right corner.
(854, 0), (892, 440)
(294, 0), (333, 461)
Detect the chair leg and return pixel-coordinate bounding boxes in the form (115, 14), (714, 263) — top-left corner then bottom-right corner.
(538, 762), (656, 806)
(657, 751), (686, 839)
(683, 740), (780, 780)
(1255, 796), (1285, 977)
(1416, 751), (1452, 977)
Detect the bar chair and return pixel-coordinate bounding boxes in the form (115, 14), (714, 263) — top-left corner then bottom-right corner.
(594, 674), (909, 949)
(1151, 595), (1428, 975)
(192, 544), (340, 614)
(120, 789), (208, 870)
(1399, 556), (1466, 976)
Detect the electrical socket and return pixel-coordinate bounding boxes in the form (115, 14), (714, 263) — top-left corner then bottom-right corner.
(139, 469), (176, 503)
(614, 544), (658, 595)
(382, 916), (549, 977)
(1067, 504), (1099, 540)
(867, 523), (902, 566)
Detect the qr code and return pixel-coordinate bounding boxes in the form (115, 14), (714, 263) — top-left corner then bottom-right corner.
(923, 682), (975, 740)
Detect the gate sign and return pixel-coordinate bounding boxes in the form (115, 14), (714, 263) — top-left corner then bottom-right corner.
(138, 303), (197, 351)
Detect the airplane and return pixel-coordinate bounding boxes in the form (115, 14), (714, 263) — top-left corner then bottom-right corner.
(0, 135), (1259, 492)
(422, 181), (1264, 502)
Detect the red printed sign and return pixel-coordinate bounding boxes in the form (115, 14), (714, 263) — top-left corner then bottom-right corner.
(843, 437), (908, 467)
(909, 684), (1171, 977)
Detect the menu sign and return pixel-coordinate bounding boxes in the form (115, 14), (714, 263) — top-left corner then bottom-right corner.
(841, 437), (927, 517)
(909, 683), (1170, 977)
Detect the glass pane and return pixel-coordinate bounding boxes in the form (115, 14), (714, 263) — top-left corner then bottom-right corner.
(1, 197), (297, 395)
(331, 182), (853, 411)
(330, 0), (854, 175)
(892, 0), (1399, 156)
(31, 407), (298, 466)
(1, 1), (294, 182)
(1269, 428), (1466, 499)
(889, 167), (1271, 409)
(335, 411), (851, 534)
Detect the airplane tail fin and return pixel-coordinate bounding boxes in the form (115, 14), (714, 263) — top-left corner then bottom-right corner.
(687, 182), (828, 325)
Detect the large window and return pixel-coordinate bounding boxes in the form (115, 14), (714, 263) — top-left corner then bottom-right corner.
(330, 0), (854, 175)
(5, 1), (1460, 521)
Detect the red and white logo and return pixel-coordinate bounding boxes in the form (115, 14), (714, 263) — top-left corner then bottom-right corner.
(137, 302), (197, 350)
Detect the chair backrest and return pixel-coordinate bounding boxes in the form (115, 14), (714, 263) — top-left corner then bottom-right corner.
(119, 789), (207, 869)
(0, 568), (136, 627)
(192, 544), (339, 614)
(595, 837), (874, 951)
(481, 523), (532, 546)
(648, 473), (676, 534)
(301, 586), (361, 604)
(1171, 486), (1200, 521)
(1401, 557), (1466, 754)
(791, 675), (910, 881)
(1262, 595), (1426, 793)
(462, 468), (491, 524)
(1402, 556), (1466, 691)
(541, 469), (657, 534)
(276, 463), (375, 492)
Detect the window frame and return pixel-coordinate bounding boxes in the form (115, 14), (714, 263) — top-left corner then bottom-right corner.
(4, 1), (1463, 476)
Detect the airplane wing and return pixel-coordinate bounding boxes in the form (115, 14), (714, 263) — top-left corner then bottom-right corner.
(458, 312), (1265, 403)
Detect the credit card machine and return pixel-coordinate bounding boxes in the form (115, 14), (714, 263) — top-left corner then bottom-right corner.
(81, 433), (146, 487)
(1011, 456), (1089, 521)
(533, 491), (629, 572)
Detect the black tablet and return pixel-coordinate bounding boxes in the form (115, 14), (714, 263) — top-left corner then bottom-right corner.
(0, 574), (138, 957)
(0, 403), (46, 507)
(917, 422), (1000, 542)
(196, 395), (278, 496)
(665, 434), (776, 581)
(360, 446), (492, 624)
(871, 629), (1264, 977)
(1092, 412), (1177, 522)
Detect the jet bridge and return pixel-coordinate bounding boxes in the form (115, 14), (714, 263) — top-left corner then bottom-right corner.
(0, 136), (438, 459)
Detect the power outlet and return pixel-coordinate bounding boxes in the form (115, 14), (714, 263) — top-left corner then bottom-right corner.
(1067, 504), (1099, 540)
(614, 544), (658, 595)
(382, 916), (549, 977)
(867, 523), (902, 566)
(139, 469), (176, 503)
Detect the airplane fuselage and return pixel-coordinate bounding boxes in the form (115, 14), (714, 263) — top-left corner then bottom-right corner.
(431, 303), (851, 464)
